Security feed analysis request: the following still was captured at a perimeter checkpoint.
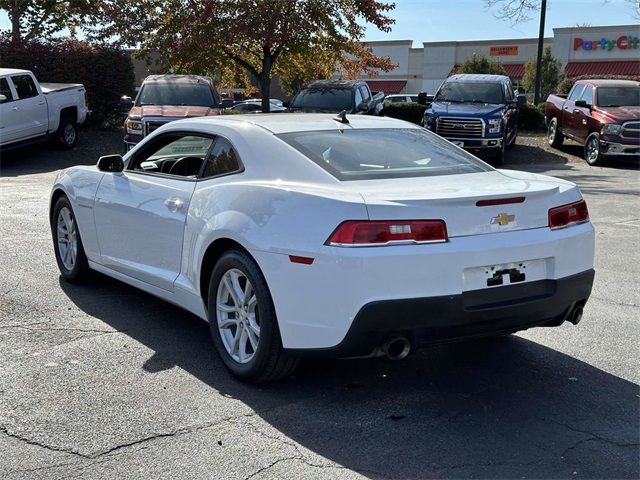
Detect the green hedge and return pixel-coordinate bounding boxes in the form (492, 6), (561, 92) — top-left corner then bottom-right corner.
(518, 103), (546, 131)
(0, 37), (134, 126)
(382, 103), (426, 125)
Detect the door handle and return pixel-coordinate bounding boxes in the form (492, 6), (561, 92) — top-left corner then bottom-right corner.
(38, 101), (46, 105)
(11, 106), (18, 111)
(164, 197), (184, 212)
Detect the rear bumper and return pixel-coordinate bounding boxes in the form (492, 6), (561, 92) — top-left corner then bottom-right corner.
(286, 269), (594, 358)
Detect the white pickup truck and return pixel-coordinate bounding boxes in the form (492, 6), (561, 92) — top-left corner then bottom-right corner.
(0, 68), (88, 149)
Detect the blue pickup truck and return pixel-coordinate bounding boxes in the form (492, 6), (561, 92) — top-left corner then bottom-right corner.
(421, 74), (526, 164)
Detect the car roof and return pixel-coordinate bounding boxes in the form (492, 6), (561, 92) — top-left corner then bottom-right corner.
(171, 113), (420, 135)
(447, 74), (510, 83)
(0, 68), (32, 76)
(306, 80), (362, 90)
(577, 79), (640, 87)
(143, 74), (212, 85)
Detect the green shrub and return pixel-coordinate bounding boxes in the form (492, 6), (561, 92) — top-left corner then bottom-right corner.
(0, 37), (134, 126)
(382, 103), (426, 125)
(518, 103), (545, 131)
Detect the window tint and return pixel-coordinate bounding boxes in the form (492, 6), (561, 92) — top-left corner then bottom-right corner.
(278, 128), (492, 181)
(359, 85), (371, 101)
(0, 78), (13, 103)
(131, 134), (213, 177)
(137, 83), (217, 107)
(596, 87), (639, 107)
(568, 84), (585, 101)
(581, 86), (593, 105)
(435, 82), (504, 104)
(290, 89), (353, 111)
(354, 88), (363, 108)
(201, 138), (241, 178)
(11, 75), (38, 99)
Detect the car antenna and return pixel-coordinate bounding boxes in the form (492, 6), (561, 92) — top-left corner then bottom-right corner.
(333, 110), (349, 125)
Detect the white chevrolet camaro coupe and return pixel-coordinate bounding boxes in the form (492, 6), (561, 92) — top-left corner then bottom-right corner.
(50, 113), (595, 382)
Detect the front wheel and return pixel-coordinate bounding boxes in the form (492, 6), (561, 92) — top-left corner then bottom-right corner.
(208, 250), (299, 382)
(584, 133), (603, 166)
(56, 116), (78, 150)
(51, 195), (90, 283)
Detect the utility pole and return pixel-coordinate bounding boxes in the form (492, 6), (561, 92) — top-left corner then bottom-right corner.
(534, 0), (547, 104)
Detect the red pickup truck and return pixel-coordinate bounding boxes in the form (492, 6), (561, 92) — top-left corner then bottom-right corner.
(122, 75), (222, 151)
(545, 79), (639, 165)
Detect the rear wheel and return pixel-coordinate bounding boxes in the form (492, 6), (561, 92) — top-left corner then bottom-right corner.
(493, 135), (506, 166)
(208, 250), (299, 382)
(547, 118), (563, 148)
(56, 116), (78, 150)
(584, 132), (603, 166)
(51, 195), (90, 283)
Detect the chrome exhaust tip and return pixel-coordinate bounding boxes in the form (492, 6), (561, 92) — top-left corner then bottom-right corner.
(384, 337), (411, 360)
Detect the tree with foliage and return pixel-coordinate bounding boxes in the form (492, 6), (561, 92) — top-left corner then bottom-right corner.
(0, 0), (89, 41)
(458, 54), (507, 75)
(89, 0), (398, 112)
(521, 46), (562, 100)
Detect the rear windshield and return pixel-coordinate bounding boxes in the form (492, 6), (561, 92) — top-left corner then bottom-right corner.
(291, 89), (353, 110)
(278, 128), (492, 181)
(597, 86), (640, 107)
(435, 82), (504, 104)
(137, 83), (218, 107)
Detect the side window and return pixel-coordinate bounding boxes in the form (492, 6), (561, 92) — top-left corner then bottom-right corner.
(0, 78), (13, 103)
(568, 84), (585, 101)
(359, 85), (371, 102)
(504, 81), (514, 101)
(130, 134), (214, 178)
(201, 137), (242, 179)
(11, 75), (38, 99)
(354, 88), (363, 108)
(581, 86), (594, 106)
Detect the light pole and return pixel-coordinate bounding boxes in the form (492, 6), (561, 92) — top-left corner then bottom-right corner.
(534, 0), (547, 104)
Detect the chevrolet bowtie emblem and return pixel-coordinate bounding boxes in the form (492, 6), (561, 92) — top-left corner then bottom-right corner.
(491, 213), (515, 226)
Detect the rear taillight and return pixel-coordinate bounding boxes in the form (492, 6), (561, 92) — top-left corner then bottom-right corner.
(326, 220), (447, 246)
(548, 200), (589, 229)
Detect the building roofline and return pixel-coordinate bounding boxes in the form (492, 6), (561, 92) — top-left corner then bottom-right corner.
(553, 24), (640, 33)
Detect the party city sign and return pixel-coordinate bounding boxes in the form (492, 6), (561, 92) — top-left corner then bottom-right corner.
(574, 35), (639, 52)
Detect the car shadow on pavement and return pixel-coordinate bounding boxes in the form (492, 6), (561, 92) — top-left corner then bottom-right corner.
(0, 128), (123, 177)
(59, 273), (640, 479)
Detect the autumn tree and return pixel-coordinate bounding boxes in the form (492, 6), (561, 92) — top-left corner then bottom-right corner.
(88, 0), (398, 112)
(521, 46), (562, 99)
(458, 53), (507, 75)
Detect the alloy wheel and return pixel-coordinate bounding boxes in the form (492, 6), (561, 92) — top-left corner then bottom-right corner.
(57, 207), (78, 270)
(63, 124), (76, 146)
(216, 268), (260, 364)
(586, 137), (600, 163)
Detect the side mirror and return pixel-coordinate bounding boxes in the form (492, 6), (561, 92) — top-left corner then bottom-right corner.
(120, 95), (133, 106)
(356, 102), (369, 112)
(516, 94), (527, 108)
(97, 154), (124, 172)
(0, 94), (6, 103)
(574, 99), (590, 109)
(283, 100), (290, 108)
(417, 91), (428, 105)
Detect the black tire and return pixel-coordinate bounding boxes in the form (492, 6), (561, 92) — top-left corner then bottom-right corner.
(56, 116), (78, 150)
(547, 117), (564, 148)
(584, 132), (603, 166)
(207, 250), (299, 383)
(51, 195), (91, 283)
(493, 135), (506, 166)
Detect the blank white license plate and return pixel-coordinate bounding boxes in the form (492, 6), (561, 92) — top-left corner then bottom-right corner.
(463, 258), (552, 291)
(452, 141), (464, 147)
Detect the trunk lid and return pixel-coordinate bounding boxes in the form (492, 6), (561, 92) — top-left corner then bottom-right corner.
(349, 170), (576, 237)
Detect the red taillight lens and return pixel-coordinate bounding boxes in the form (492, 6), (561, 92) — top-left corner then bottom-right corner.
(326, 220), (447, 246)
(548, 200), (589, 229)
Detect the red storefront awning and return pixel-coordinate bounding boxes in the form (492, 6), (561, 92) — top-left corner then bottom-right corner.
(502, 64), (525, 80)
(565, 61), (640, 78)
(365, 80), (407, 94)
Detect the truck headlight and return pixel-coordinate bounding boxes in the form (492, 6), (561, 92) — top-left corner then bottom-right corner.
(601, 124), (622, 135)
(488, 118), (502, 133)
(126, 119), (143, 134)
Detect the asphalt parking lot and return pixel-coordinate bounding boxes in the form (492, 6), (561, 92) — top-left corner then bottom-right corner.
(1, 128), (638, 479)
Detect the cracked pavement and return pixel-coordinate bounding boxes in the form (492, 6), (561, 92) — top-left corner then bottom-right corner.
(0, 130), (638, 479)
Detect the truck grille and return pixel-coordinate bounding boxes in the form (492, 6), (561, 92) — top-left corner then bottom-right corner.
(621, 121), (640, 140)
(144, 120), (169, 136)
(436, 117), (484, 138)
